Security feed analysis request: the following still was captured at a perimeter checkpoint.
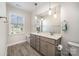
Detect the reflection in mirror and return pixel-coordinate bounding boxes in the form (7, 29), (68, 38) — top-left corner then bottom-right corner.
(35, 5), (61, 34)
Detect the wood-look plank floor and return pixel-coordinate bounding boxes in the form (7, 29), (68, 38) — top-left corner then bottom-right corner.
(7, 42), (41, 56)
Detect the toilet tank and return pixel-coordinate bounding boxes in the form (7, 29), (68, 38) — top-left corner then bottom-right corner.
(68, 42), (79, 56)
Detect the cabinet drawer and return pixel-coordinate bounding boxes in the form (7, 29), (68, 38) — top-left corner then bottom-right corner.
(40, 36), (55, 45)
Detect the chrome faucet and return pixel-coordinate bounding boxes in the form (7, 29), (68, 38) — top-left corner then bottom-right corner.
(49, 32), (53, 35)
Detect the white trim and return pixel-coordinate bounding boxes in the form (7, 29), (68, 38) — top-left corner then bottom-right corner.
(7, 40), (27, 47)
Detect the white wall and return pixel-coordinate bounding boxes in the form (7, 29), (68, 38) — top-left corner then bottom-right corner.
(0, 2), (8, 56)
(61, 2), (79, 55)
(0, 19), (8, 56)
(6, 4), (32, 46)
(0, 2), (6, 17)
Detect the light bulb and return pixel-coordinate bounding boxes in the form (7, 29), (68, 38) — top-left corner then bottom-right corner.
(41, 18), (43, 21)
(48, 9), (52, 15)
(53, 13), (57, 18)
(35, 16), (37, 19)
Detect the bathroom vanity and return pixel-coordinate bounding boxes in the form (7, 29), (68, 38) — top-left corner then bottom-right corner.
(30, 33), (62, 56)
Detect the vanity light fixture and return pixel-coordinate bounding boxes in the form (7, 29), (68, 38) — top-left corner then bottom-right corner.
(35, 16), (37, 20)
(48, 2), (52, 15)
(53, 8), (57, 18)
(53, 12), (57, 18)
(48, 8), (52, 15)
(41, 18), (43, 21)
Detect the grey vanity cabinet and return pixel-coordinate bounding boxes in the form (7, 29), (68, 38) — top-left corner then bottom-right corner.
(35, 35), (40, 51)
(30, 34), (61, 56)
(30, 34), (36, 48)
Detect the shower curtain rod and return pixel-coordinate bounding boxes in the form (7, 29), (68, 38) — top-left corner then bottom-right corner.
(0, 16), (8, 23)
(0, 17), (7, 18)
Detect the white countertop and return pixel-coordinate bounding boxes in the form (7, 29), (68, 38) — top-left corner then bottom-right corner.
(31, 32), (62, 40)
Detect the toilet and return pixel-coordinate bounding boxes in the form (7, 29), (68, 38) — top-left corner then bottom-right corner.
(68, 41), (79, 56)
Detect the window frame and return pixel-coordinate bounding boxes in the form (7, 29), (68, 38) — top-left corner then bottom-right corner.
(9, 13), (25, 35)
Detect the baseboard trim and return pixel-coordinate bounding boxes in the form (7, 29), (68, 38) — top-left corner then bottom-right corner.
(7, 40), (27, 47)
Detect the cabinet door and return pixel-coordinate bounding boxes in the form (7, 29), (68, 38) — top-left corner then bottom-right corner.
(35, 36), (40, 51)
(40, 39), (48, 56)
(30, 34), (35, 48)
(47, 43), (55, 56)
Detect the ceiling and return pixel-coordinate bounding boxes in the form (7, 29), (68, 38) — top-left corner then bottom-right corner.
(7, 2), (49, 13)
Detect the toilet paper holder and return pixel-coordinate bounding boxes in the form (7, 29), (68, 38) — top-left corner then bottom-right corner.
(56, 44), (63, 51)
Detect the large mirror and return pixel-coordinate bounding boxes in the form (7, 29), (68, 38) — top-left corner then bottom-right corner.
(35, 5), (61, 34)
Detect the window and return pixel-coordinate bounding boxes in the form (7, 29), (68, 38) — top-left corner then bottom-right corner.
(10, 14), (23, 34)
